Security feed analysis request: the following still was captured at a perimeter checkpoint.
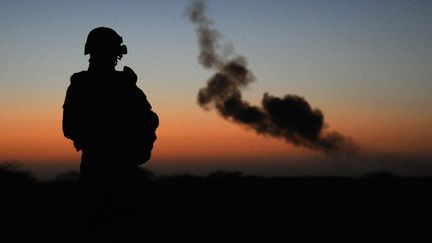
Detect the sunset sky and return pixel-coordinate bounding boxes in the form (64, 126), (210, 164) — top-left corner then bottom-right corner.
(1, 0), (431, 178)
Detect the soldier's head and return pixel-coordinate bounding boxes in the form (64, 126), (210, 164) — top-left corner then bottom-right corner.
(85, 27), (127, 67)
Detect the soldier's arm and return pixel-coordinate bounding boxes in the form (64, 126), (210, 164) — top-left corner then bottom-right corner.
(62, 85), (76, 140)
(62, 74), (86, 151)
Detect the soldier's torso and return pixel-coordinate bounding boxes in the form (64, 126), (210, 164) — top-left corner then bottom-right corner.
(72, 71), (142, 150)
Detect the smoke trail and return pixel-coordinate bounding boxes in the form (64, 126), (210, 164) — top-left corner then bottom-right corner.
(187, 0), (358, 155)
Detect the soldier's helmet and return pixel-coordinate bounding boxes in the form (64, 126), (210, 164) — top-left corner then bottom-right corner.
(84, 27), (127, 59)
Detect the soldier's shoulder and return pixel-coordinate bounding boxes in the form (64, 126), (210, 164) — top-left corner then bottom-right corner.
(70, 71), (89, 85)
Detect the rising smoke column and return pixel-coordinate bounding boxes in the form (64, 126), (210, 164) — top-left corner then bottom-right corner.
(187, 0), (358, 155)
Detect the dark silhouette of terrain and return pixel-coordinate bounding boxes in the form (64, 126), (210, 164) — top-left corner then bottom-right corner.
(1, 162), (431, 242)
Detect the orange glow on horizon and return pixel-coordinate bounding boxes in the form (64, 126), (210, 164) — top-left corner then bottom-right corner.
(0, 101), (431, 165)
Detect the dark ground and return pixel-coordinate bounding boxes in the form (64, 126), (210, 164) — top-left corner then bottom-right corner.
(1, 164), (432, 242)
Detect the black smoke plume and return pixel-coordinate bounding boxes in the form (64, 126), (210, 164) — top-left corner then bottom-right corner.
(187, 0), (358, 155)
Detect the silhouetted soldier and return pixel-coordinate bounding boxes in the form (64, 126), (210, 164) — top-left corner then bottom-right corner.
(62, 27), (159, 186)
